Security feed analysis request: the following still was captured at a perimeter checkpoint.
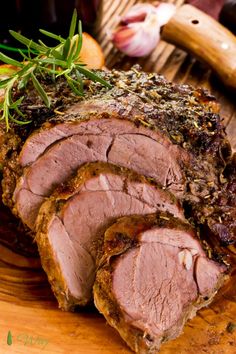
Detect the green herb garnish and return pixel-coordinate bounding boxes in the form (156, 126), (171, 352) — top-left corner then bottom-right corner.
(0, 9), (112, 130)
(7, 330), (13, 345)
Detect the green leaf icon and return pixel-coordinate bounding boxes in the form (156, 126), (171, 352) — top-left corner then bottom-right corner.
(7, 330), (13, 345)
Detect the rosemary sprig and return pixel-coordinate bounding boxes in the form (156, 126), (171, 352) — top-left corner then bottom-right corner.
(0, 9), (112, 130)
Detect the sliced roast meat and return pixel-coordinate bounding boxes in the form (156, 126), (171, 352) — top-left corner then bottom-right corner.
(36, 162), (184, 310)
(14, 117), (188, 230)
(16, 86), (220, 168)
(1, 67), (235, 244)
(94, 213), (226, 353)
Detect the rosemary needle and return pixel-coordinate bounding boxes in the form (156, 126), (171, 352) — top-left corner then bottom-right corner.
(0, 9), (112, 130)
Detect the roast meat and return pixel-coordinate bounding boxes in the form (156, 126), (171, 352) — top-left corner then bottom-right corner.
(36, 162), (183, 310)
(1, 67), (234, 243)
(94, 213), (226, 353)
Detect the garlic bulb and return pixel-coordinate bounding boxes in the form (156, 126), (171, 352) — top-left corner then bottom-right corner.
(112, 3), (176, 57)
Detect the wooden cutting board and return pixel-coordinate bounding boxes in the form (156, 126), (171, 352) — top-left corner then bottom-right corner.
(0, 1), (236, 353)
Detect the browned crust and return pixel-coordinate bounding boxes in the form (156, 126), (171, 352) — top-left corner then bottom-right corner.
(53, 161), (179, 207)
(97, 212), (193, 265)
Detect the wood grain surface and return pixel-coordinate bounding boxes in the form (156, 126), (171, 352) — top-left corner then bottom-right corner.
(0, 1), (236, 353)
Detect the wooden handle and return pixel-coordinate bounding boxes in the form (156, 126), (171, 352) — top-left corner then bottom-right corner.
(161, 4), (236, 89)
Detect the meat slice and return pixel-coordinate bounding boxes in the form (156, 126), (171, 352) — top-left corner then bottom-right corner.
(94, 213), (226, 353)
(36, 162), (184, 310)
(13, 117), (188, 230)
